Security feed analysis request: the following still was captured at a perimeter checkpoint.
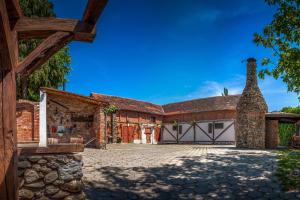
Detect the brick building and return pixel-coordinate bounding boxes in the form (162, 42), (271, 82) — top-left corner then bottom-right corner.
(16, 89), (241, 147)
(16, 59), (300, 148)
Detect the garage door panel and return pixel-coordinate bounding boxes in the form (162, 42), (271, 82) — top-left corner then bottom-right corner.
(195, 122), (213, 141)
(162, 125), (177, 143)
(215, 123), (235, 142)
(195, 129), (212, 141)
(178, 123), (194, 142)
(162, 120), (235, 144)
(214, 121), (233, 135)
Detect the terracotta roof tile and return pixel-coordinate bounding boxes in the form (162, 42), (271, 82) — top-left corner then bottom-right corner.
(41, 87), (108, 106)
(162, 95), (241, 115)
(91, 93), (165, 115)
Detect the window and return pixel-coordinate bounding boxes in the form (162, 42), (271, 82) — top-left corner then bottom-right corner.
(172, 125), (182, 134)
(215, 123), (224, 129)
(151, 116), (156, 123)
(172, 125), (177, 131)
(178, 125), (182, 134)
(208, 123), (213, 133)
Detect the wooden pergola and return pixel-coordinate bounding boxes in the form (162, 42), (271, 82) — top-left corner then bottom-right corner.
(0, 0), (108, 199)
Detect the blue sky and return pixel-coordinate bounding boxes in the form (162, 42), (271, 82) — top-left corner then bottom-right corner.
(51, 0), (299, 111)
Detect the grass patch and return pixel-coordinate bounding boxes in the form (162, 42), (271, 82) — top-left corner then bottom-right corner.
(276, 150), (300, 191)
(279, 123), (296, 146)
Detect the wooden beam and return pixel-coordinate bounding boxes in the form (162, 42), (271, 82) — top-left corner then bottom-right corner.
(0, 0), (18, 198)
(0, 0), (15, 70)
(82, 0), (108, 32)
(5, 0), (22, 28)
(14, 17), (96, 42)
(16, 32), (73, 75)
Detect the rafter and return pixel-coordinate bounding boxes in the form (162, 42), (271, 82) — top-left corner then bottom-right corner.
(0, 0), (15, 70)
(82, 0), (108, 32)
(5, 0), (22, 28)
(14, 17), (95, 42)
(16, 32), (73, 75)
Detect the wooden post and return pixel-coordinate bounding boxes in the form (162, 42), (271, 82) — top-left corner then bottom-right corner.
(193, 122), (196, 144)
(176, 123), (179, 144)
(104, 113), (107, 149)
(0, 1), (18, 197)
(212, 121), (215, 144)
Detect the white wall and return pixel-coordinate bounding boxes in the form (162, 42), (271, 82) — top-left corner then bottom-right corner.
(162, 120), (235, 143)
(39, 91), (47, 147)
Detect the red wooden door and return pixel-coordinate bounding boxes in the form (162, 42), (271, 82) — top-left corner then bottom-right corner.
(155, 127), (161, 142)
(128, 126), (134, 143)
(122, 126), (129, 143)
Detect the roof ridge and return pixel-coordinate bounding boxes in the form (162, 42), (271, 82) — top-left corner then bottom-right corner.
(162, 94), (242, 107)
(91, 92), (162, 108)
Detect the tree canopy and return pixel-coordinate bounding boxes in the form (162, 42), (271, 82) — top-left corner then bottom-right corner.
(17, 0), (71, 101)
(281, 106), (300, 114)
(253, 0), (300, 99)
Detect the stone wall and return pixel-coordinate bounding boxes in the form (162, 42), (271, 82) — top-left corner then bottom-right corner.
(18, 153), (85, 200)
(47, 94), (99, 144)
(265, 119), (279, 149)
(17, 100), (40, 142)
(236, 58), (268, 149)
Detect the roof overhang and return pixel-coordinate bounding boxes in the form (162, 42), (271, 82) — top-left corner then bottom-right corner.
(266, 112), (300, 123)
(41, 87), (109, 106)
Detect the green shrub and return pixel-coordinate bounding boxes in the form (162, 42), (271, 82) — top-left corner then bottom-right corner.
(276, 150), (300, 191)
(279, 123), (296, 146)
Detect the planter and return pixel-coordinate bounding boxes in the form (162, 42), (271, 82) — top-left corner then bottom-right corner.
(48, 138), (58, 144)
(70, 137), (84, 144)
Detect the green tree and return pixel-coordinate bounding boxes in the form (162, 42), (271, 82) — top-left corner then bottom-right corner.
(222, 87), (229, 96)
(17, 0), (71, 101)
(281, 106), (300, 114)
(253, 0), (300, 99)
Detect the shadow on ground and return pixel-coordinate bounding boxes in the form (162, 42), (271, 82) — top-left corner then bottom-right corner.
(84, 148), (299, 200)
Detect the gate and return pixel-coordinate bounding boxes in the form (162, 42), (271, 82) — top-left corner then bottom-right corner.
(162, 120), (235, 144)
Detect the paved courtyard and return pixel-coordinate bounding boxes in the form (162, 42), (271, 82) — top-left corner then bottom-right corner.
(81, 144), (300, 200)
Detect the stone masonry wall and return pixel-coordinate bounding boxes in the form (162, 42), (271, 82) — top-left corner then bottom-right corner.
(236, 58), (268, 149)
(18, 154), (85, 200)
(47, 95), (98, 144)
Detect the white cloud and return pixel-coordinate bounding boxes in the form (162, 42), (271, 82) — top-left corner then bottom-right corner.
(184, 75), (244, 99)
(183, 74), (299, 112)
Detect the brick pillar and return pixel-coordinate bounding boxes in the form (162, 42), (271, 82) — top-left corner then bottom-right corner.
(112, 113), (118, 143)
(236, 58), (268, 149)
(94, 108), (106, 148)
(265, 119), (279, 149)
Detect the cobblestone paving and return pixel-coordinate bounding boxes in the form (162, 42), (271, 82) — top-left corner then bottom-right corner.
(81, 144), (300, 200)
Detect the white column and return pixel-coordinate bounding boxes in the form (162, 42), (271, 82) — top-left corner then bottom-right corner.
(39, 91), (47, 147)
(141, 127), (146, 144)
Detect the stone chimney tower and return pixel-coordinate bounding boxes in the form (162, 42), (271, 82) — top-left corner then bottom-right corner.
(236, 58), (268, 149)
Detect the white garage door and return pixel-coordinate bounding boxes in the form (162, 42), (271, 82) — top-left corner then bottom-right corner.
(162, 120), (235, 144)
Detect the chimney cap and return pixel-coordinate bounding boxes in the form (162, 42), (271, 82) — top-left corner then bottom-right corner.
(247, 57), (256, 63)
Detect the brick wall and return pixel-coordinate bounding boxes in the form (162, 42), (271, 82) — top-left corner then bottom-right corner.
(163, 110), (236, 123)
(16, 100), (40, 142)
(103, 110), (162, 143)
(265, 119), (279, 149)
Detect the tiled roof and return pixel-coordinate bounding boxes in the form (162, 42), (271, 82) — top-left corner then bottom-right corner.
(41, 87), (108, 106)
(162, 95), (241, 115)
(41, 88), (242, 116)
(91, 93), (165, 115)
